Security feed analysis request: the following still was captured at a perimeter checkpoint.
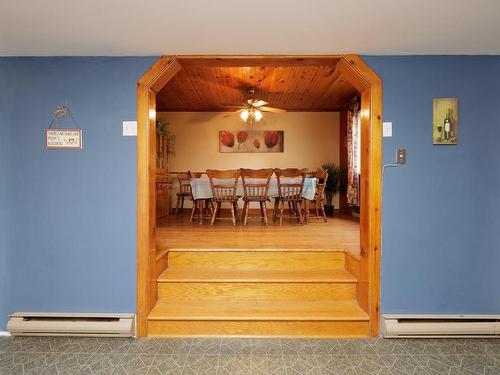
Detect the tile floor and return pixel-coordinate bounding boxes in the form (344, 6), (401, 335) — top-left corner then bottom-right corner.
(0, 336), (499, 374)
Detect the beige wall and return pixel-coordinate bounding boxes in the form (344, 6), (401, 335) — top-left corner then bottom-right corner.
(158, 111), (340, 208)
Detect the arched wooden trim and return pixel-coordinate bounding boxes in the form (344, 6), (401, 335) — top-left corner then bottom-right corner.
(136, 54), (382, 337)
(137, 56), (181, 337)
(337, 55), (382, 336)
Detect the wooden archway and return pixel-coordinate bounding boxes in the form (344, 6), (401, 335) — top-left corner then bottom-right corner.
(137, 55), (382, 337)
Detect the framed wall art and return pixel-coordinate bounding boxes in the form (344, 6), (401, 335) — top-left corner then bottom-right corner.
(219, 130), (284, 153)
(433, 98), (458, 145)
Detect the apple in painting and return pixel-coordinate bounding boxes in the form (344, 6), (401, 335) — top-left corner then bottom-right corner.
(220, 131), (235, 148)
(253, 139), (260, 149)
(264, 131), (280, 149)
(237, 131), (248, 144)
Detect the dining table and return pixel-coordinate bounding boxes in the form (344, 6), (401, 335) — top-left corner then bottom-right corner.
(190, 175), (317, 223)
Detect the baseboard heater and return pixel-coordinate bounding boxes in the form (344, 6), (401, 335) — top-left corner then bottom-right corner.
(382, 314), (500, 338)
(7, 312), (135, 337)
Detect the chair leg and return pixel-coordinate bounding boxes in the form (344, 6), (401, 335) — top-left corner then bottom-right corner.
(259, 202), (264, 222)
(210, 201), (218, 225)
(297, 201), (304, 224)
(230, 202), (237, 226)
(209, 200), (214, 216)
(234, 201), (239, 223)
(180, 196), (185, 214)
(321, 201), (327, 222)
(243, 202), (248, 225)
(288, 202), (293, 218)
(262, 201), (268, 226)
(273, 198), (279, 221)
(190, 200), (197, 222)
(315, 199), (320, 219)
(175, 195), (181, 215)
(279, 200), (284, 226)
(292, 201), (297, 221)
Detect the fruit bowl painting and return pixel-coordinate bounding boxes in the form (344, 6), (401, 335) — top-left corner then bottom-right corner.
(219, 130), (284, 153)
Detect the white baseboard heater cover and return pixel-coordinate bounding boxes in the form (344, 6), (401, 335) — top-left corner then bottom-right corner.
(382, 314), (500, 338)
(7, 312), (135, 337)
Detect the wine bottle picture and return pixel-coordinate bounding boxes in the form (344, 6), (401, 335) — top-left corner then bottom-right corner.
(433, 98), (458, 145)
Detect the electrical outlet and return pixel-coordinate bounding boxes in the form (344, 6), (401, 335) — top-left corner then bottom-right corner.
(396, 148), (406, 164)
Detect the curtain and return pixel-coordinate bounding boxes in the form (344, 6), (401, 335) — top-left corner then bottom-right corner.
(346, 97), (361, 207)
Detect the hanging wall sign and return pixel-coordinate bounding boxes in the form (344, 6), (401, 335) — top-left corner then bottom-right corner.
(45, 129), (83, 149)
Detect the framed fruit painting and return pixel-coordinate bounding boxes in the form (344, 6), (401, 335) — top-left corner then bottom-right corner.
(219, 130), (284, 153)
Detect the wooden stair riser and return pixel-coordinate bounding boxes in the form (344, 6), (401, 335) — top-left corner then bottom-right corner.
(148, 320), (369, 338)
(167, 251), (345, 271)
(158, 282), (357, 302)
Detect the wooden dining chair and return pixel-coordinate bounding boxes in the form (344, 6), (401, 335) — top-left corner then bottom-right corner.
(189, 171), (214, 224)
(174, 172), (192, 215)
(206, 169), (241, 225)
(273, 168), (308, 225)
(307, 169), (328, 222)
(240, 168), (274, 226)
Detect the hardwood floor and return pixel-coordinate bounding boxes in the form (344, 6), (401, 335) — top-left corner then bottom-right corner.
(156, 212), (360, 255)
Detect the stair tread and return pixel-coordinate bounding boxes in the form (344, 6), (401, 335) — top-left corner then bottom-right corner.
(148, 299), (368, 321)
(158, 269), (357, 283)
(165, 248), (348, 252)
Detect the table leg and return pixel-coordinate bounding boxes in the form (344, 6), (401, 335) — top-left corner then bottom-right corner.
(199, 199), (204, 224)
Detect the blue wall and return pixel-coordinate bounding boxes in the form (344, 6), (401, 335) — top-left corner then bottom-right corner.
(0, 60), (13, 327)
(364, 56), (500, 314)
(0, 56), (499, 330)
(0, 57), (157, 329)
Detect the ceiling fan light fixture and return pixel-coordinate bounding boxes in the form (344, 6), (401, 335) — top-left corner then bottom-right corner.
(240, 109), (250, 122)
(254, 109), (263, 122)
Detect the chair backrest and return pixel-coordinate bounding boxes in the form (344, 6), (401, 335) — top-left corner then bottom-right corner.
(274, 168), (308, 199)
(313, 169), (328, 199)
(206, 169), (241, 202)
(188, 171), (202, 179)
(177, 172), (192, 195)
(240, 168), (274, 200)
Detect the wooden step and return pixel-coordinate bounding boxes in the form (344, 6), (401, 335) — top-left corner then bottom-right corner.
(147, 300), (369, 338)
(157, 268), (357, 283)
(157, 269), (357, 301)
(167, 250), (346, 271)
(158, 282), (356, 301)
(149, 299), (368, 321)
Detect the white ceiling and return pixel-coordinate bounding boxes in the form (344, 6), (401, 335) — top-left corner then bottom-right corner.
(1, 0), (500, 56)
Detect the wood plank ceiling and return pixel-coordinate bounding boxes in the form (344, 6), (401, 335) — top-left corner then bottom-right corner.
(156, 60), (359, 112)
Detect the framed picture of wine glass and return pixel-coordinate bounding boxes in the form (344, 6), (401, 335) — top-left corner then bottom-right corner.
(433, 98), (458, 145)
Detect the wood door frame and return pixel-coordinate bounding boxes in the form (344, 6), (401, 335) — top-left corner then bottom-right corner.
(137, 55), (382, 337)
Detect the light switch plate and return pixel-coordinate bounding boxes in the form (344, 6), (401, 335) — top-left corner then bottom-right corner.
(383, 122), (393, 137)
(123, 121), (137, 136)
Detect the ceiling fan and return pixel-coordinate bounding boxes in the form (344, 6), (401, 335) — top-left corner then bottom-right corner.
(234, 88), (285, 124)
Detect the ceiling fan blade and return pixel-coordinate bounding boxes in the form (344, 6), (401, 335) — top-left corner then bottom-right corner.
(260, 106), (286, 113)
(252, 100), (268, 107)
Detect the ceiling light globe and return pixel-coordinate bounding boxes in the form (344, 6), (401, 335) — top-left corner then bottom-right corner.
(240, 109), (249, 121)
(254, 109), (263, 122)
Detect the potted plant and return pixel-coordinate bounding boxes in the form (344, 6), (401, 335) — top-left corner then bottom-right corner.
(156, 120), (176, 156)
(321, 162), (340, 216)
